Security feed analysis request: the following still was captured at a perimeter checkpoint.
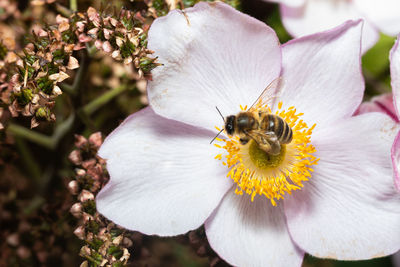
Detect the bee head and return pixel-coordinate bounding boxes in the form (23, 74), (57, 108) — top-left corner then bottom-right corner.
(225, 115), (236, 136)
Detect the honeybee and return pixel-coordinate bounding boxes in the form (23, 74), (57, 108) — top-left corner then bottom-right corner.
(214, 78), (292, 155)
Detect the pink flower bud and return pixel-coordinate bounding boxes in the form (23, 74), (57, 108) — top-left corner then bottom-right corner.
(79, 190), (94, 202)
(70, 203), (83, 218)
(74, 226), (85, 240)
(68, 180), (79, 195)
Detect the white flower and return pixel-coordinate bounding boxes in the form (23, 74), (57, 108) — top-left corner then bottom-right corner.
(96, 3), (400, 266)
(265, 0), (400, 52)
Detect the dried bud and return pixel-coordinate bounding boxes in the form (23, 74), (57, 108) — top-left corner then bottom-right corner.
(79, 190), (94, 202)
(82, 159), (96, 169)
(112, 235), (123, 245)
(70, 203), (83, 218)
(74, 226), (86, 240)
(53, 86), (62, 96)
(82, 212), (94, 224)
(67, 56), (79, 70)
(75, 168), (86, 177)
(88, 132), (102, 148)
(17, 246), (31, 259)
(74, 134), (87, 148)
(102, 41), (112, 53)
(122, 237), (133, 248)
(188, 231), (200, 245)
(196, 245), (207, 257)
(58, 21), (70, 33)
(6, 233), (19, 246)
(69, 150), (82, 165)
(68, 180), (80, 195)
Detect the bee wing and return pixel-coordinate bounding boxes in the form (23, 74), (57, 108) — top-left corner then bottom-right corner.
(245, 130), (269, 145)
(248, 77), (284, 111)
(245, 130), (281, 155)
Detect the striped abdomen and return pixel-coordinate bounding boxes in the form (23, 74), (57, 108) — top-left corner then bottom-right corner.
(260, 114), (293, 144)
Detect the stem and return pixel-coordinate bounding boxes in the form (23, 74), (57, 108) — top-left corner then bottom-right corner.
(73, 54), (87, 89)
(23, 195), (45, 215)
(55, 3), (72, 17)
(70, 0), (77, 12)
(82, 85), (128, 115)
(14, 137), (42, 184)
(8, 114), (75, 150)
(9, 124), (54, 149)
(53, 113), (75, 142)
(59, 83), (74, 94)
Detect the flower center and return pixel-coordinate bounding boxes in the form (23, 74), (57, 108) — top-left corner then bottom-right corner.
(249, 141), (286, 169)
(214, 102), (319, 206)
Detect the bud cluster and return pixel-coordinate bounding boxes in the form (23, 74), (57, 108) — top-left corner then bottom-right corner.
(68, 132), (132, 266)
(83, 7), (160, 76)
(3, 4), (160, 128)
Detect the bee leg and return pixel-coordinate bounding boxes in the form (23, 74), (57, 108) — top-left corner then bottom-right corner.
(259, 142), (272, 154)
(265, 132), (281, 155)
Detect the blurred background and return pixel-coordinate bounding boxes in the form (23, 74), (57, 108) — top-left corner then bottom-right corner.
(0, 0), (397, 266)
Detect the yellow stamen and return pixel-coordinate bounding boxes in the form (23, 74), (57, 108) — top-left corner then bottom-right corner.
(215, 101), (319, 206)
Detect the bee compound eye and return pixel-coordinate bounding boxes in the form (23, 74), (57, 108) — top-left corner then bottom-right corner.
(225, 116), (235, 135)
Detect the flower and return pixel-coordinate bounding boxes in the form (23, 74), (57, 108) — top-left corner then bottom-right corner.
(264, 0), (400, 52)
(381, 36), (400, 191)
(96, 2), (400, 266)
(355, 93), (398, 122)
(357, 36), (400, 191)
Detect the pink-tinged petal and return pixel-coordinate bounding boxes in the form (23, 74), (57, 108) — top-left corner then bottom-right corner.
(392, 131), (400, 191)
(205, 189), (304, 267)
(277, 20), (364, 129)
(147, 2), (281, 132)
(354, 93), (398, 122)
(390, 36), (400, 119)
(354, 0), (400, 36)
(285, 113), (400, 260)
(280, 0), (380, 52)
(390, 36), (400, 191)
(97, 107), (232, 236)
(264, 0), (305, 8)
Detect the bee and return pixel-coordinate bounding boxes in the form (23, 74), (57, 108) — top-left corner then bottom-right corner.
(213, 78), (292, 155)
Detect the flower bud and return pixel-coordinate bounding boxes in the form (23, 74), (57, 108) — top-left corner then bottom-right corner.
(79, 190), (94, 202)
(69, 150), (82, 165)
(88, 132), (102, 147)
(6, 233), (19, 246)
(74, 226), (85, 239)
(70, 203), (83, 218)
(68, 180), (80, 195)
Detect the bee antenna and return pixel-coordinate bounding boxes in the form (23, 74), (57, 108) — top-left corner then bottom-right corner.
(210, 128), (224, 144)
(215, 106), (225, 123)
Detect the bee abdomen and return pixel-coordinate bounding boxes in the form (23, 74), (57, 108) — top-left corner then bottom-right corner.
(280, 120), (292, 144)
(262, 114), (293, 144)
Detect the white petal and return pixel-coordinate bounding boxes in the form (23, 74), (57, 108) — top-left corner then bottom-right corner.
(147, 2), (282, 132)
(205, 189), (304, 267)
(97, 107), (232, 236)
(264, 0), (305, 8)
(280, 0), (380, 52)
(390, 36), (400, 191)
(390, 36), (400, 119)
(277, 20), (364, 129)
(354, 0), (400, 36)
(284, 113), (400, 260)
(392, 131), (400, 191)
